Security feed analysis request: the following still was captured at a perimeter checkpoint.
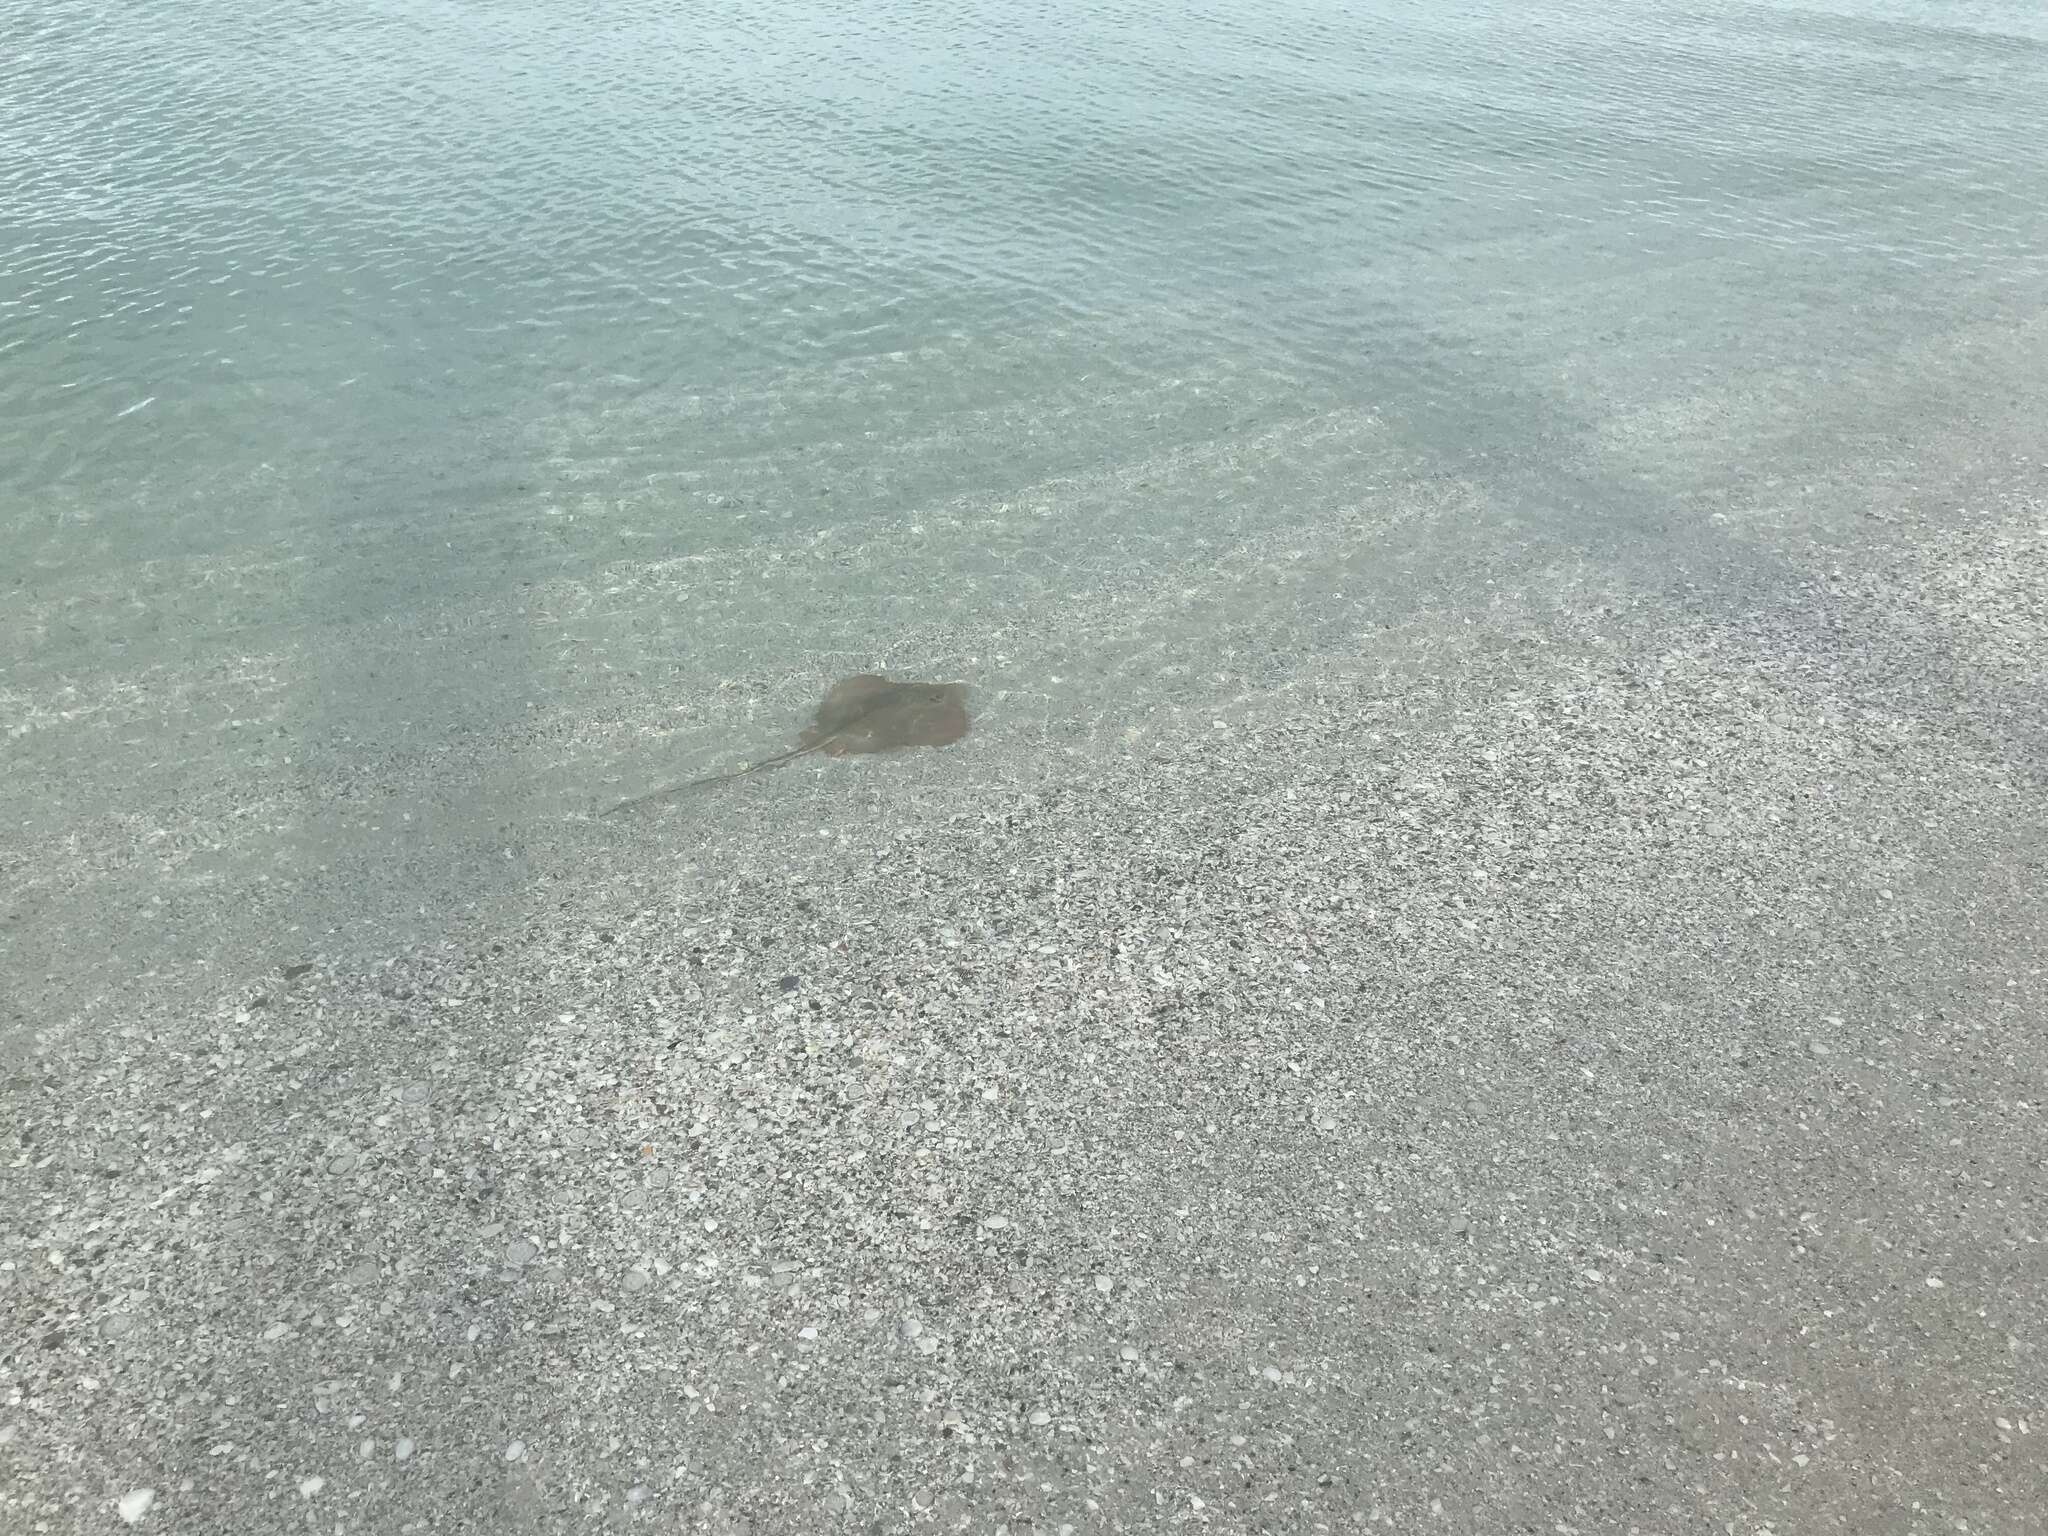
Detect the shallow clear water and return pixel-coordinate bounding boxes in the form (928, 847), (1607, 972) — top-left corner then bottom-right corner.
(4, 0), (2046, 1006)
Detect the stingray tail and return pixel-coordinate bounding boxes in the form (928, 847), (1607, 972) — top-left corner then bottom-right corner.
(598, 743), (815, 817)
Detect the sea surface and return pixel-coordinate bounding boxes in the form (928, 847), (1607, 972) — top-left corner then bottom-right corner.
(4, 0), (2046, 1018)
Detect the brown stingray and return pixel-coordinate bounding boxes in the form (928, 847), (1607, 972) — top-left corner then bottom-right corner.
(600, 674), (969, 816)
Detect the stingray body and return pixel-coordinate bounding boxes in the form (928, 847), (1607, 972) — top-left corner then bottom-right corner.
(600, 674), (969, 816)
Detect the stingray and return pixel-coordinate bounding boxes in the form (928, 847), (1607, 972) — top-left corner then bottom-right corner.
(600, 674), (970, 816)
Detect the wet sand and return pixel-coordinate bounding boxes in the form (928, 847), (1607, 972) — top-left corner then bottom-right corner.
(5, 442), (2045, 1531)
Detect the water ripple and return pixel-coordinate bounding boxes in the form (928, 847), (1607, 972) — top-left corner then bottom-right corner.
(3, 0), (2044, 549)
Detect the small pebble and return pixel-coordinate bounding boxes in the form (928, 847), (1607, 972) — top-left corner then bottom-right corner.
(1029, 1409), (1051, 1427)
(506, 1239), (537, 1266)
(1926, 1275), (1945, 1289)
(623, 1268), (652, 1293)
(327, 1152), (358, 1175)
(505, 1439), (526, 1461)
(395, 1437), (415, 1462)
(1119, 1345), (1139, 1362)
(262, 1322), (290, 1341)
(117, 1489), (156, 1524)
(298, 1476), (325, 1499)
(400, 1081), (429, 1105)
(1093, 1275), (1114, 1294)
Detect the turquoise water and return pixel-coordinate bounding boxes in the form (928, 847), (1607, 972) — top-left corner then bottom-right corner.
(4, 0), (2047, 1009)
